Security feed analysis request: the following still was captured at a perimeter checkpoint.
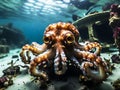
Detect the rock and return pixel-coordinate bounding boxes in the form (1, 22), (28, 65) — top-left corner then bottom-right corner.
(12, 55), (19, 59)
(0, 45), (9, 54)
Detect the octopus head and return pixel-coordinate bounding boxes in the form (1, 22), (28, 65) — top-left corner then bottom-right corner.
(43, 22), (80, 75)
(43, 22), (80, 47)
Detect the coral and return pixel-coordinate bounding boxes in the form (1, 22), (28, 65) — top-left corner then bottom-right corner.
(109, 4), (120, 53)
(0, 76), (13, 89)
(113, 27), (120, 38)
(3, 60), (21, 76)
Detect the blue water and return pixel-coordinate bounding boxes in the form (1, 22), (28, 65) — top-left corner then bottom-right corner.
(0, 17), (53, 44)
(0, 0), (118, 44)
(0, 0), (74, 44)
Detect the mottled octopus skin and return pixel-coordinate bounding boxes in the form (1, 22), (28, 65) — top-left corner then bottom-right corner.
(20, 22), (107, 83)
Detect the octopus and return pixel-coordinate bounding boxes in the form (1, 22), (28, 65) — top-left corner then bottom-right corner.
(20, 22), (108, 84)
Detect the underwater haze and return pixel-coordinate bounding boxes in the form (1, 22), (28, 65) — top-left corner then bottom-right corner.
(0, 0), (118, 44)
(1, 0), (120, 90)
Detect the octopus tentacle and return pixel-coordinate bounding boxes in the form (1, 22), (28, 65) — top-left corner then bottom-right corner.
(30, 49), (55, 78)
(81, 61), (107, 82)
(20, 43), (47, 64)
(54, 45), (67, 75)
(22, 42), (47, 54)
(70, 56), (81, 69)
(20, 50), (31, 64)
(82, 42), (102, 55)
(74, 49), (107, 81)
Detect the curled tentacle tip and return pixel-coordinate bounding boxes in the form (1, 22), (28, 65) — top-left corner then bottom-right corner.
(96, 57), (102, 64)
(81, 62), (93, 70)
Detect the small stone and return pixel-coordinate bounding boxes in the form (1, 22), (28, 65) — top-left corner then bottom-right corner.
(12, 55), (19, 58)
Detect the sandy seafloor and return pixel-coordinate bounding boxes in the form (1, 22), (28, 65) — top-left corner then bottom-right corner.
(0, 48), (120, 90)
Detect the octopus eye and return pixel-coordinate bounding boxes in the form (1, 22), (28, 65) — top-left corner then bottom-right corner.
(43, 35), (52, 44)
(65, 34), (75, 44)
